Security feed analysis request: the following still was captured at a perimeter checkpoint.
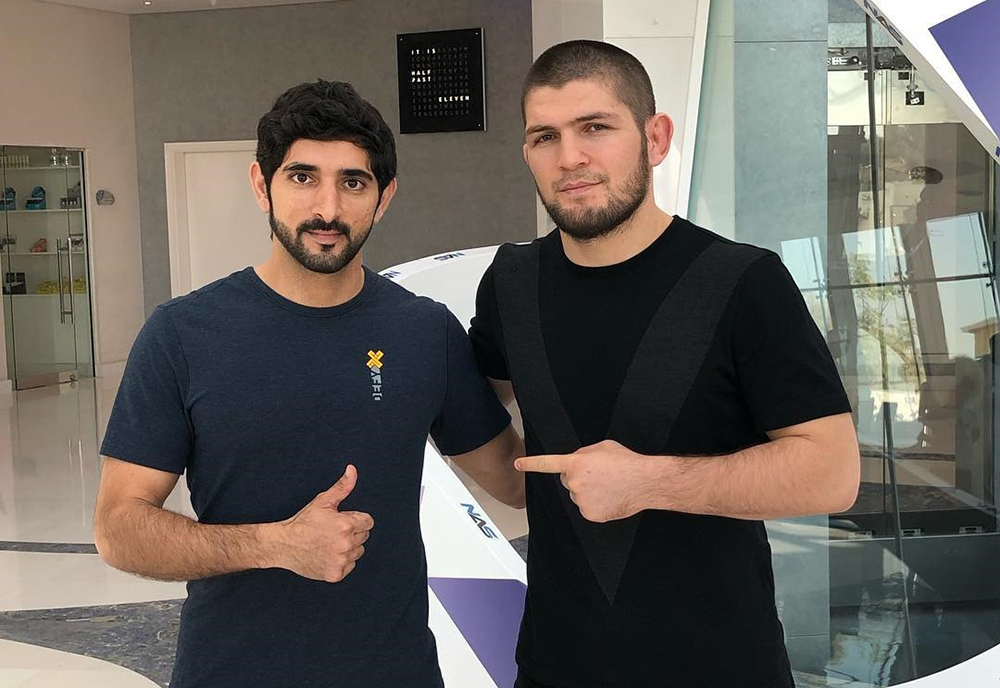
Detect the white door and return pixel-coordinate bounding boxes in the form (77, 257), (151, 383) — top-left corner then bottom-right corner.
(165, 141), (272, 298)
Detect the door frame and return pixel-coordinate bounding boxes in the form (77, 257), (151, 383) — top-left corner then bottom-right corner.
(164, 140), (257, 298)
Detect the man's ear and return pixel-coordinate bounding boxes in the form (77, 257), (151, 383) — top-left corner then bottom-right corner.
(373, 178), (399, 224)
(250, 161), (271, 213)
(646, 113), (674, 168)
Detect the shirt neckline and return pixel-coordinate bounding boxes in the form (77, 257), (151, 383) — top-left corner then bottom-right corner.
(552, 217), (686, 277)
(242, 265), (379, 318)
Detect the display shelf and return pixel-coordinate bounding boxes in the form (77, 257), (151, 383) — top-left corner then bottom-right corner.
(3, 166), (81, 172)
(2, 209), (83, 215)
(5, 292), (88, 298)
(1, 251), (87, 256)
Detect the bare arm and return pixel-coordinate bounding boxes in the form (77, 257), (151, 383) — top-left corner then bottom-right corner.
(94, 457), (373, 583)
(489, 377), (516, 407)
(448, 377), (525, 508)
(516, 413), (860, 522)
(635, 413), (860, 520)
(449, 422), (526, 509)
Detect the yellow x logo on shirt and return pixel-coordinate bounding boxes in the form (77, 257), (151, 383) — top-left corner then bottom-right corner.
(367, 350), (384, 369)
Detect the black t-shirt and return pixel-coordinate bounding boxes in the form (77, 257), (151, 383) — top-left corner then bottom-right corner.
(101, 267), (511, 688)
(470, 218), (851, 687)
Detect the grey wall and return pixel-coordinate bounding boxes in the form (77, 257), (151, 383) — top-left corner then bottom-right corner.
(733, 0), (828, 254)
(130, 0), (535, 315)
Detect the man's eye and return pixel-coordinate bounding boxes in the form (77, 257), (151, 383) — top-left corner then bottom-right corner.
(345, 179), (366, 191)
(535, 134), (555, 145)
(587, 124), (608, 132)
(291, 173), (311, 184)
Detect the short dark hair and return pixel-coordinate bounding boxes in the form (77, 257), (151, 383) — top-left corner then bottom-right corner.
(256, 80), (396, 196)
(521, 40), (656, 130)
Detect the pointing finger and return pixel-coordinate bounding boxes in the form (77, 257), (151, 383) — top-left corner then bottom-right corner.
(515, 454), (570, 474)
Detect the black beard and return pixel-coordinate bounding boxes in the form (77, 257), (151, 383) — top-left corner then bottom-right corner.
(540, 145), (650, 242)
(269, 212), (370, 275)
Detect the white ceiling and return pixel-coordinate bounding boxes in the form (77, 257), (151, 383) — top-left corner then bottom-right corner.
(41, 0), (348, 15)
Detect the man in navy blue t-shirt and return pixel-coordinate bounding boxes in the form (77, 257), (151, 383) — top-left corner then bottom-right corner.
(93, 80), (524, 688)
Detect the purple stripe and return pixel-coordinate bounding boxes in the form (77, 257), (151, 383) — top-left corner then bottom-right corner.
(429, 577), (526, 688)
(930, 0), (1000, 137)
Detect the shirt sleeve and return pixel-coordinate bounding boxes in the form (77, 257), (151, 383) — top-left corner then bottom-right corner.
(431, 307), (512, 456)
(734, 253), (853, 434)
(99, 306), (193, 474)
(468, 263), (511, 381)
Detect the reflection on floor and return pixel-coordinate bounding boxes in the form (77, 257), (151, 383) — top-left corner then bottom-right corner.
(0, 377), (194, 547)
(829, 589), (1000, 686)
(0, 549), (185, 613)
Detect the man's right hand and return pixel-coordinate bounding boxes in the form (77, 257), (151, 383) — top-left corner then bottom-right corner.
(270, 465), (374, 583)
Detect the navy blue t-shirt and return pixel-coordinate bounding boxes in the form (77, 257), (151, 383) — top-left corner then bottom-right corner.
(101, 266), (511, 688)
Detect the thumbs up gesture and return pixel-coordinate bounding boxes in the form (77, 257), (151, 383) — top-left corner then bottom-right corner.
(275, 465), (374, 583)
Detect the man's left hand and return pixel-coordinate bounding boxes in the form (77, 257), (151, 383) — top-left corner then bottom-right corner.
(515, 440), (645, 523)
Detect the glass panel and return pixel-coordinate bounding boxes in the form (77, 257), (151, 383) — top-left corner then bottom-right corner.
(0, 145), (82, 387)
(821, 13), (998, 686)
(820, 25), (998, 685)
(691, 1), (1000, 684)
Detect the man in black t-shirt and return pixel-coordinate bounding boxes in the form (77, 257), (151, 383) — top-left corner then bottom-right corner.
(468, 41), (860, 687)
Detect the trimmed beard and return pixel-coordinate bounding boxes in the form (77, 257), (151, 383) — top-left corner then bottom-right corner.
(540, 143), (650, 242)
(269, 211), (370, 275)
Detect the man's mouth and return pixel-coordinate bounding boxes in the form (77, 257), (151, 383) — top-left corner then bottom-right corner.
(559, 181), (602, 194)
(306, 230), (344, 246)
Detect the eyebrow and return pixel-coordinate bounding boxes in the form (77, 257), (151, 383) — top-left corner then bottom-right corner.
(524, 111), (619, 138)
(282, 162), (375, 181)
(282, 162), (318, 173)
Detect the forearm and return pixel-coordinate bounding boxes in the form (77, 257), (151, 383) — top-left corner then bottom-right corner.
(635, 435), (859, 520)
(472, 447), (526, 509)
(94, 498), (280, 581)
(451, 425), (526, 509)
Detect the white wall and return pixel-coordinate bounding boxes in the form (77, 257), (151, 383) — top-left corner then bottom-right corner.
(0, 0), (144, 381)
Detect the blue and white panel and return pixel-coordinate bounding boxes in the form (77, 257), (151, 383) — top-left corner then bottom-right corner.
(854, 0), (1000, 163)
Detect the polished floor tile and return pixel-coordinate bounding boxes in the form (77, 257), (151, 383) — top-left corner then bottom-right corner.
(0, 379), (193, 545)
(0, 551), (185, 613)
(0, 639), (158, 687)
